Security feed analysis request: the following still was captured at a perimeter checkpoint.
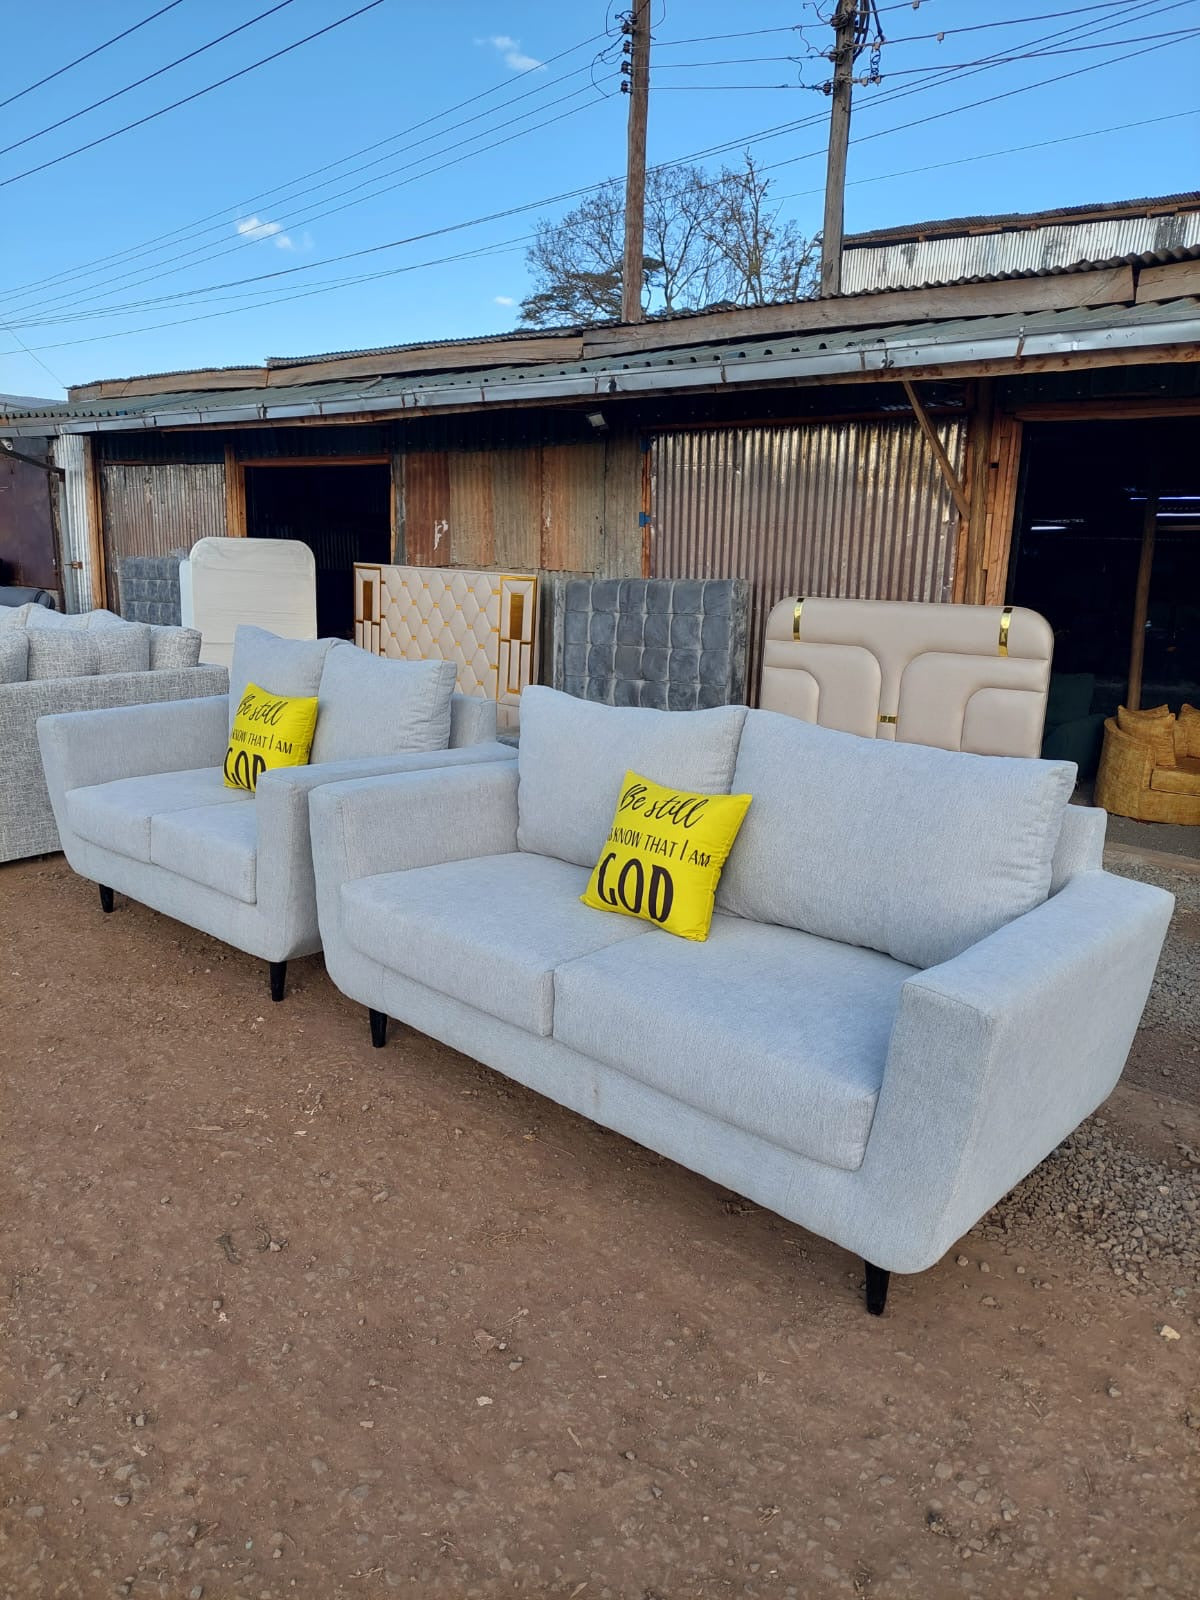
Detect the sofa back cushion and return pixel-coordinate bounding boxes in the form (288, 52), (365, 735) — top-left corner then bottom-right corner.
(0, 631), (28, 683)
(91, 621), (151, 674)
(309, 645), (458, 763)
(516, 685), (747, 866)
(26, 631), (99, 681)
(0, 602), (35, 632)
(228, 626), (341, 732)
(149, 625), (203, 670)
(718, 710), (1075, 969)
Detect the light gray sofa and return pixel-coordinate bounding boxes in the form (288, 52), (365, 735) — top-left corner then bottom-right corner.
(38, 626), (512, 1000)
(309, 686), (1173, 1313)
(0, 604), (225, 862)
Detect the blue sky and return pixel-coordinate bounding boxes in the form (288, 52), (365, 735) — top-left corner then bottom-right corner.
(1, 0), (1197, 397)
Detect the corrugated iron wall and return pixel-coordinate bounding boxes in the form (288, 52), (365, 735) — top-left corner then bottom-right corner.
(100, 461), (226, 612)
(400, 436), (643, 576)
(52, 435), (92, 613)
(651, 418), (964, 698)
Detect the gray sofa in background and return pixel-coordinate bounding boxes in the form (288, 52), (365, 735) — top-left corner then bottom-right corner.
(546, 577), (750, 709)
(0, 604), (224, 862)
(309, 685), (1173, 1314)
(38, 626), (511, 1001)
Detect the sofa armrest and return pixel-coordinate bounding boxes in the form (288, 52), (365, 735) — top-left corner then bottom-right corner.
(449, 693), (498, 746)
(36, 680), (230, 795)
(868, 869), (1173, 1271)
(253, 742), (515, 915)
(310, 758), (519, 891)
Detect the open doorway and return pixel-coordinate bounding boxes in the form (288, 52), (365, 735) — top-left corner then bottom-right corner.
(243, 461), (392, 638)
(1008, 417), (1200, 779)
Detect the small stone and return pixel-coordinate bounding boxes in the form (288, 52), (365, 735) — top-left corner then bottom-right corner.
(132, 1413), (147, 1428)
(189, 1588), (204, 1600)
(1106, 1383), (1121, 1398)
(981, 1295), (998, 1308)
(979, 1262), (990, 1274)
(1015, 1266), (1026, 1275)
(113, 1494), (131, 1507)
(1157, 1324), (1181, 1341)
(25, 1505), (44, 1518)
(552, 1470), (576, 1489)
(372, 1191), (389, 1204)
(955, 1255), (969, 1268)
(475, 1396), (493, 1407)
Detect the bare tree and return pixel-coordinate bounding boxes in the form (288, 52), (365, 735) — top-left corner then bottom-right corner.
(519, 156), (819, 326)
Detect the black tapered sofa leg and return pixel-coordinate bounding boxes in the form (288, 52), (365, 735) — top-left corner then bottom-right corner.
(369, 1009), (388, 1049)
(268, 961), (287, 1003)
(98, 884), (114, 914)
(864, 1261), (890, 1316)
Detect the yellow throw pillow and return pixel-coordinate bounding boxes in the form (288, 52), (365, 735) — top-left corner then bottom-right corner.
(1116, 705), (1176, 769)
(223, 681), (319, 793)
(581, 769), (751, 942)
(1179, 703), (1200, 760)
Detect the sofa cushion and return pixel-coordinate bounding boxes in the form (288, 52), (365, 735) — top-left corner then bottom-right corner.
(1150, 759), (1200, 798)
(553, 915), (916, 1171)
(0, 602), (35, 631)
(516, 685), (747, 867)
(309, 645), (458, 764)
(342, 852), (650, 1036)
(1117, 704), (1176, 768)
(26, 631), (97, 680)
(25, 606), (79, 630)
(151, 804), (258, 903)
(0, 632), (28, 683)
(718, 711), (1075, 970)
(92, 620), (151, 675)
(149, 625), (202, 670)
(228, 626), (340, 733)
(66, 767), (249, 863)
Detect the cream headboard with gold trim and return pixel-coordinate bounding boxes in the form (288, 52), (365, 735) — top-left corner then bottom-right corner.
(354, 563), (538, 732)
(760, 597), (1053, 758)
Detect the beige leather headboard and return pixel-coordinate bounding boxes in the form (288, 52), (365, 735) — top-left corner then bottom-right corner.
(760, 597), (1053, 758)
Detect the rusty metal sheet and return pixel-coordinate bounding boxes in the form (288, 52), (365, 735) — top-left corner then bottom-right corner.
(650, 419), (964, 702)
(401, 452), (451, 566)
(99, 460), (225, 612)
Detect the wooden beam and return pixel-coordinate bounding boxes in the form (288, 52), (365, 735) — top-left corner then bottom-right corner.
(223, 445), (246, 538)
(69, 368), (266, 402)
(1009, 396), (1200, 421)
(961, 380), (995, 607)
(901, 379), (969, 520)
(265, 335), (585, 388)
(1126, 472), (1159, 711)
(82, 435), (108, 610)
(1135, 258), (1200, 303)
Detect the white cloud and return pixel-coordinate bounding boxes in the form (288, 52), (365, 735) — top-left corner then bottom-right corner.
(493, 294), (516, 307)
(235, 216), (312, 252)
(476, 33), (544, 71)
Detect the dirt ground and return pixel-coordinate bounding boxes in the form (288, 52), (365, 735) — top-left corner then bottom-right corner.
(2, 855), (1198, 1600)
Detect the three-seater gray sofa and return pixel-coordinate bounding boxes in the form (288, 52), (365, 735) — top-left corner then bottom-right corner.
(38, 626), (512, 1000)
(308, 686), (1173, 1313)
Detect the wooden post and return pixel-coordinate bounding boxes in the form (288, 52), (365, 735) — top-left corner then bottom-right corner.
(1126, 470), (1160, 711)
(902, 379), (969, 521)
(819, 0), (859, 298)
(621, 0), (651, 325)
(223, 444), (247, 537)
(82, 434), (107, 610)
(962, 379), (996, 606)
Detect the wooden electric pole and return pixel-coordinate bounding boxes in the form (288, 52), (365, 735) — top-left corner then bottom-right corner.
(820, 0), (860, 298)
(621, 0), (651, 324)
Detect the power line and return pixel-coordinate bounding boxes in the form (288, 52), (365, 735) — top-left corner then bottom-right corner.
(0, 28), (611, 305)
(0, 0), (188, 112)
(0, 0), (300, 161)
(0, 0), (387, 190)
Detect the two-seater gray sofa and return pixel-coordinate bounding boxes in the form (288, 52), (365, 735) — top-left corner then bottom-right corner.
(308, 686), (1173, 1313)
(0, 603), (225, 862)
(38, 626), (512, 1000)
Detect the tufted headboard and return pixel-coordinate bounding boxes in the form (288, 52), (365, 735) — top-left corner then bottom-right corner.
(759, 596), (1054, 758)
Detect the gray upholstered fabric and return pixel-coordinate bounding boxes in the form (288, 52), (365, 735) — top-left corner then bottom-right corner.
(0, 666), (227, 863)
(92, 622), (152, 676)
(85, 608), (133, 631)
(0, 633), (28, 683)
(149, 626), (202, 670)
(26, 632), (98, 680)
(309, 645), (458, 764)
(67, 767), (247, 862)
(152, 802), (259, 904)
(0, 602), (34, 632)
(448, 693), (498, 747)
(718, 710), (1075, 969)
(228, 627), (341, 731)
(118, 552), (185, 627)
(550, 576), (750, 710)
(515, 686), (747, 867)
(310, 755), (1173, 1275)
(1050, 803), (1106, 894)
(343, 852), (649, 1036)
(553, 915), (915, 1171)
(25, 605), (77, 631)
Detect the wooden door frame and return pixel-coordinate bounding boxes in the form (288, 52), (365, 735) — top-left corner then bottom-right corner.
(228, 452), (395, 550)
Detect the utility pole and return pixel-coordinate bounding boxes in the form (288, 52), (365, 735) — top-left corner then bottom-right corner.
(621, 0), (651, 324)
(819, 0), (861, 298)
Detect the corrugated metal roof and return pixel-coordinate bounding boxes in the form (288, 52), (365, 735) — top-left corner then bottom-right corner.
(843, 218), (1200, 295)
(4, 296), (1198, 436)
(845, 191), (1200, 246)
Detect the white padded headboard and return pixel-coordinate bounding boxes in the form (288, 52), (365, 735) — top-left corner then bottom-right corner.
(759, 597), (1054, 758)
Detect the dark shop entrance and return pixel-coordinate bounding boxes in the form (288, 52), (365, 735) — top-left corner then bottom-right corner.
(1007, 417), (1200, 779)
(243, 461), (392, 638)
